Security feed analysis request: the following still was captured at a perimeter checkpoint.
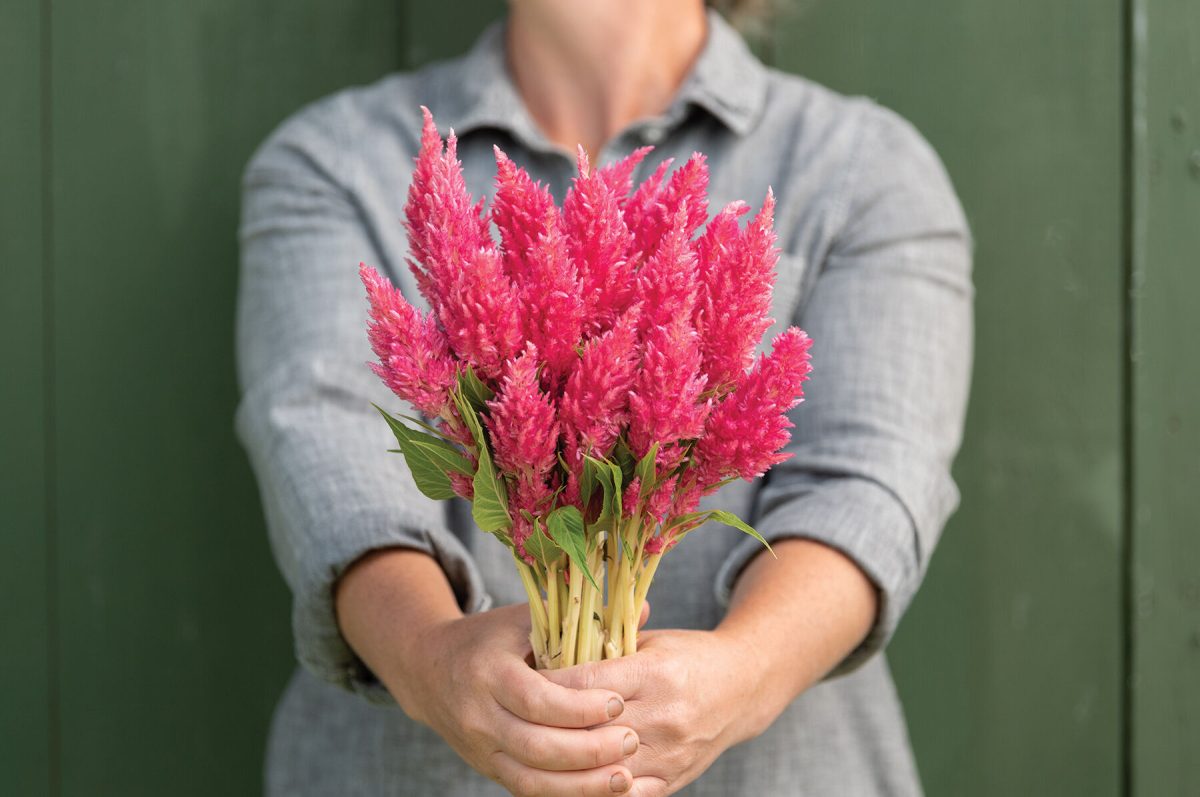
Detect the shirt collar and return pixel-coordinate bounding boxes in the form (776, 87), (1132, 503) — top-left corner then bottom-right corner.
(427, 7), (768, 149)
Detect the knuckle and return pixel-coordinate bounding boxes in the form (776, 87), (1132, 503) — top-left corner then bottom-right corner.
(520, 730), (551, 765)
(510, 769), (538, 796)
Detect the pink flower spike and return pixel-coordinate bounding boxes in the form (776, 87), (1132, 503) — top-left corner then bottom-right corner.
(518, 205), (585, 382)
(359, 262), (457, 416)
(491, 145), (560, 282)
(560, 304), (642, 464)
(694, 190), (780, 393)
(627, 152), (710, 262)
(403, 106), (490, 313)
(485, 343), (560, 479)
(627, 316), (710, 461)
(438, 246), (524, 381)
(692, 326), (813, 486)
(636, 202), (700, 329)
(562, 151), (637, 335)
(597, 145), (654, 199)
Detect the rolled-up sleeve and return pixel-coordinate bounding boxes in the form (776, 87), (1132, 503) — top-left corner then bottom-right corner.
(714, 100), (975, 678)
(233, 111), (491, 703)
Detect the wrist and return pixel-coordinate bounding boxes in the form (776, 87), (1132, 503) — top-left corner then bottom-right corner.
(714, 539), (879, 736)
(334, 547), (463, 721)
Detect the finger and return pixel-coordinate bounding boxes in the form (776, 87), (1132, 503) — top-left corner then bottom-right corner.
(493, 660), (628, 728)
(540, 657), (642, 698)
(490, 751), (633, 796)
(638, 600), (651, 630)
(496, 711), (639, 772)
(629, 775), (671, 797)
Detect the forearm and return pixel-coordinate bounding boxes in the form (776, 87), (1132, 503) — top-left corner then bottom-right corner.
(334, 547), (464, 720)
(714, 538), (878, 740)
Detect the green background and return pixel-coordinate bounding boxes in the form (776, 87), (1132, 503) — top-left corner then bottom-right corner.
(3, 1), (1196, 794)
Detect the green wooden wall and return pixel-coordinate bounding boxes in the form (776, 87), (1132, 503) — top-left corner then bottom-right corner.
(2, 1), (1195, 795)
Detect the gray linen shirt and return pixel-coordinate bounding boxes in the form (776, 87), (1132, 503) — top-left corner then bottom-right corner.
(235, 8), (974, 795)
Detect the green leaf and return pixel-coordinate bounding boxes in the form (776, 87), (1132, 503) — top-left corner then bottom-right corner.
(703, 510), (776, 557)
(459, 366), (495, 412)
(398, 413), (455, 441)
(585, 455), (623, 530)
(607, 460), (625, 521)
(634, 443), (659, 499)
(522, 518), (562, 566)
(546, 506), (600, 590)
(409, 439), (474, 477)
(614, 437), (636, 482)
(580, 456), (599, 507)
(450, 387), (487, 451)
(374, 405), (457, 501)
(471, 445), (510, 532)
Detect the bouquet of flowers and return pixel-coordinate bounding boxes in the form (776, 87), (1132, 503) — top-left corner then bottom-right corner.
(360, 106), (812, 670)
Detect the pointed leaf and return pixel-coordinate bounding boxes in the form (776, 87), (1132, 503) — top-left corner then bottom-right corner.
(409, 439), (474, 477)
(546, 506), (600, 590)
(704, 510), (776, 557)
(635, 443), (659, 499)
(522, 518), (562, 566)
(472, 446), (511, 532)
(374, 405), (457, 500)
(459, 366), (495, 412)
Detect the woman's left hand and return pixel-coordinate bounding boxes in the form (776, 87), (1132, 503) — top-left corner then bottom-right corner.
(540, 627), (771, 797)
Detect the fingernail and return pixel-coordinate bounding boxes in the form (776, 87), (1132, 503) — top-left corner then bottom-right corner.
(622, 732), (638, 756)
(606, 697), (624, 718)
(610, 772), (629, 793)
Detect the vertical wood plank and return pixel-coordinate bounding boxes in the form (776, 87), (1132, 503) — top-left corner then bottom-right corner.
(772, 2), (1125, 794)
(0, 1), (52, 794)
(47, 2), (403, 793)
(1130, 0), (1200, 791)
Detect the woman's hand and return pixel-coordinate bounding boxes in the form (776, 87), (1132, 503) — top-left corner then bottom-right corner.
(539, 628), (767, 797)
(336, 549), (642, 796)
(539, 539), (880, 796)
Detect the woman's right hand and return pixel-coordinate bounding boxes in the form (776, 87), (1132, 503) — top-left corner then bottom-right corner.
(335, 548), (639, 796)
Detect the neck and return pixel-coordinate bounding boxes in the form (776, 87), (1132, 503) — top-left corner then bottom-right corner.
(504, 0), (708, 161)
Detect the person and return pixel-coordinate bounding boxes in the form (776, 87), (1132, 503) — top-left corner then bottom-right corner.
(234, 1), (974, 794)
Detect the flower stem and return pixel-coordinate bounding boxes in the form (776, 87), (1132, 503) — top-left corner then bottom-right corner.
(546, 559), (561, 665)
(515, 556), (549, 668)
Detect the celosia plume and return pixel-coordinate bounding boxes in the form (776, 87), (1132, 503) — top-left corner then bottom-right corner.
(359, 262), (457, 416)
(694, 190), (780, 392)
(692, 326), (813, 485)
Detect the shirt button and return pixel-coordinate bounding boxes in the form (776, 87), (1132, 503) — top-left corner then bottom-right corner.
(641, 125), (666, 144)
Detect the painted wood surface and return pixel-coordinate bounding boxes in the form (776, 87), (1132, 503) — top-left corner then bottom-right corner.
(764, 3), (1126, 794)
(4, 1), (1196, 794)
(1129, 0), (1200, 792)
(1, 2), (52, 794)
(25, 1), (403, 793)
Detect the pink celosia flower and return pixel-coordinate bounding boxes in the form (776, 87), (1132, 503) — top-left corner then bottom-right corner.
(486, 343), (559, 479)
(694, 190), (780, 393)
(627, 316), (710, 464)
(645, 474), (679, 522)
(597, 145), (653, 200)
(359, 262), (457, 416)
(438, 246), (524, 381)
(563, 147), (636, 335)
(621, 478), (641, 518)
(691, 327), (813, 486)
(635, 202), (699, 329)
(560, 305), (641, 464)
(491, 146), (558, 282)
(626, 152), (710, 263)
(403, 106), (491, 315)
